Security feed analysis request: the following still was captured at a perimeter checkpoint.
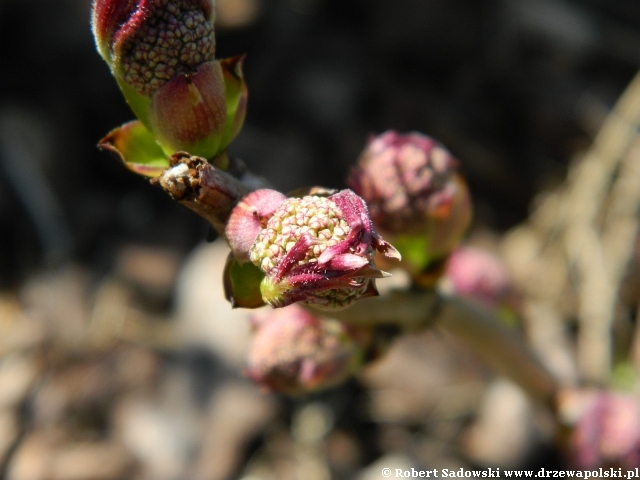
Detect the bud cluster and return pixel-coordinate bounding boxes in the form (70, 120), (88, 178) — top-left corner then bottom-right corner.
(349, 131), (458, 235)
(349, 131), (472, 272)
(249, 195), (375, 309)
(119, 0), (215, 97)
(226, 189), (400, 310)
(249, 196), (351, 273)
(444, 246), (511, 308)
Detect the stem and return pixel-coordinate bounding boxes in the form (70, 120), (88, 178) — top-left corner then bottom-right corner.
(310, 289), (440, 330)
(437, 294), (557, 408)
(321, 290), (558, 408)
(153, 156), (558, 407)
(151, 152), (268, 237)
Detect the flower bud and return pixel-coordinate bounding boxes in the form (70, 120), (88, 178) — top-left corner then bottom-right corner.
(225, 189), (288, 263)
(558, 389), (640, 468)
(93, 0), (216, 94)
(348, 131), (472, 271)
(226, 189), (400, 309)
(245, 304), (367, 395)
(92, 0), (247, 160)
(444, 246), (511, 308)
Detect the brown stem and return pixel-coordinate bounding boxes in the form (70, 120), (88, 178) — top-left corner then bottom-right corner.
(151, 152), (269, 236)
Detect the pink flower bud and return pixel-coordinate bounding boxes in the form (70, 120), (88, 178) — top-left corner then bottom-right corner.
(348, 131), (472, 266)
(226, 189), (400, 309)
(236, 189), (400, 309)
(245, 304), (367, 394)
(444, 246), (510, 307)
(559, 390), (640, 468)
(92, 0), (247, 159)
(225, 189), (288, 263)
(93, 0), (215, 96)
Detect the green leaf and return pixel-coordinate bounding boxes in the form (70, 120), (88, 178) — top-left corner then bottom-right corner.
(223, 253), (266, 309)
(98, 120), (169, 178)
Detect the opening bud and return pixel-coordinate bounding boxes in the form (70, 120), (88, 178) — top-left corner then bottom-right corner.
(225, 189), (288, 263)
(348, 131), (472, 272)
(226, 189), (400, 310)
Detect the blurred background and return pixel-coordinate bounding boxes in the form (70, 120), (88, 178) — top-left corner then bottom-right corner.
(0, 0), (639, 478)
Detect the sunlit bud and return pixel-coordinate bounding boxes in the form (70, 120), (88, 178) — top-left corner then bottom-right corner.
(236, 189), (400, 309)
(348, 131), (472, 271)
(245, 304), (367, 395)
(92, 0), (247, 159)
(92, 0), (215, 96)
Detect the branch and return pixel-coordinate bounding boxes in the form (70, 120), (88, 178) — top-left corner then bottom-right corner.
(321, 290), (558, 408)
(151, 152), (269, 236)
(152, 154), (558, 407)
